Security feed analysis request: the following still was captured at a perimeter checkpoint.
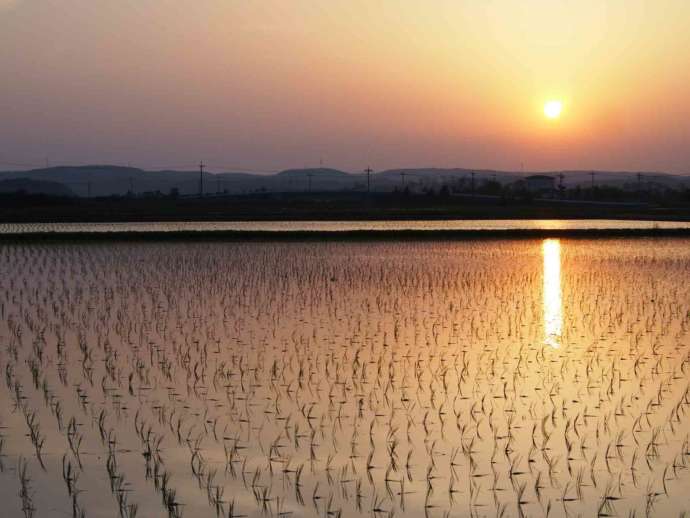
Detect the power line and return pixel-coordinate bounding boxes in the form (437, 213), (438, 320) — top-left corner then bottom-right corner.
(199, 161), (205, 197)
(364, 166), (373, 193)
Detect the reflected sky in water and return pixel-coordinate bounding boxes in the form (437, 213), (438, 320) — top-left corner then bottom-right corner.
(543, 239), (562, 348)
(2, 239), (690, 517)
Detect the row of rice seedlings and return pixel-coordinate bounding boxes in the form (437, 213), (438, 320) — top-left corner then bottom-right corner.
(0, 240), (689, 517)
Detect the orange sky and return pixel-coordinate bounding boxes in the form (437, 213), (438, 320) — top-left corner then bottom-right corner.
(1, 1), (689, 173)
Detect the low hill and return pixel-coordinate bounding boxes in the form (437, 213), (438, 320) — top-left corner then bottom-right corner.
(0, 178), (75, 196)
(277, 167), (350, 177)
(0, 165), (687, 197)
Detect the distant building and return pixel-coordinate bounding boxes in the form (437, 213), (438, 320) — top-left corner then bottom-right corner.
(525, 175), (555, 192)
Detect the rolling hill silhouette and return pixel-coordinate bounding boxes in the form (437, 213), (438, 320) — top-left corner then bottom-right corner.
(0, 165), (687, 197)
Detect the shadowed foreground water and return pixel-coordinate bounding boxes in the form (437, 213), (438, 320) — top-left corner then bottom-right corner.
(1, 239), (689, 517)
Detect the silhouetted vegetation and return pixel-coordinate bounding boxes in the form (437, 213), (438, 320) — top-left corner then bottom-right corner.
(1, 190), (690, 224)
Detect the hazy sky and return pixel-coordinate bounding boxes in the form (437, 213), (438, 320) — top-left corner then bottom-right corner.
(1, 1), (689, 173)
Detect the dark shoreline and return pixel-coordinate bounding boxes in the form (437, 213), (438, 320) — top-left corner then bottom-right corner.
(3, 191), (690, 223)
(2, 227), (690, 242)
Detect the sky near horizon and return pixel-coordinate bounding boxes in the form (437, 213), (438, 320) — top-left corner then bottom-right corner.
(1, 1), (689, 173)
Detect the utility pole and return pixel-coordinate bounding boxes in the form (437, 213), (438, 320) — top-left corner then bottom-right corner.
(199, 161), (205, 197)
(590, 171), (595, 190)
(400, 172), (407, 189)
(364, 166), (373, 193)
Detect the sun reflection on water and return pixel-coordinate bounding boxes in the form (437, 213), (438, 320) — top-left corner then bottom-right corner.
(543, 239), (562, 348)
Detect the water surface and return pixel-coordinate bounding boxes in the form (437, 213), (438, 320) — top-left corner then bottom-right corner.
(1, 239), (689, 517)
(2, 218), (690, 234)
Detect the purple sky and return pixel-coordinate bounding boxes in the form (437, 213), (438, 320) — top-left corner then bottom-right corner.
(1, 1), (689, 174)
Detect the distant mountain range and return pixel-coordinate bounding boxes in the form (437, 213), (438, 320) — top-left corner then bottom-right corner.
(0, 165), (687, 197)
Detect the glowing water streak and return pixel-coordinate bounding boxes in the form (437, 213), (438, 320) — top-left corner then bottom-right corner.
(543, 239), (562, 348)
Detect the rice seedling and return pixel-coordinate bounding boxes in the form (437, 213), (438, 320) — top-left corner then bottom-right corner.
(0, 238), (689, 517)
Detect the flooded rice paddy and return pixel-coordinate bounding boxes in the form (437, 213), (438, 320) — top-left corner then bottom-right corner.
(1, 238), (689, 518)
(3, 219), (690, 234)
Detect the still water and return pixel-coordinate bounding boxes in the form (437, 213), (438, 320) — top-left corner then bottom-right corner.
(1, 238), (689, 517)
(2, 219), (690, 234)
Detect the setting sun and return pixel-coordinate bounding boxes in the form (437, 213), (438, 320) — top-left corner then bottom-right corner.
(544, 100), (563, 119)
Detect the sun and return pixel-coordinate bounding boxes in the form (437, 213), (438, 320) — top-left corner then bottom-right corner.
(544, 100), (563, 119)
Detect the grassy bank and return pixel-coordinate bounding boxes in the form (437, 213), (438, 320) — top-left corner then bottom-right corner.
(2, 191), (690, 223)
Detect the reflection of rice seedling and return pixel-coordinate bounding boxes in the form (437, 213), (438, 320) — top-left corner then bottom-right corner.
(18, 457), (35, 518)
(1, 239), (690, 517)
